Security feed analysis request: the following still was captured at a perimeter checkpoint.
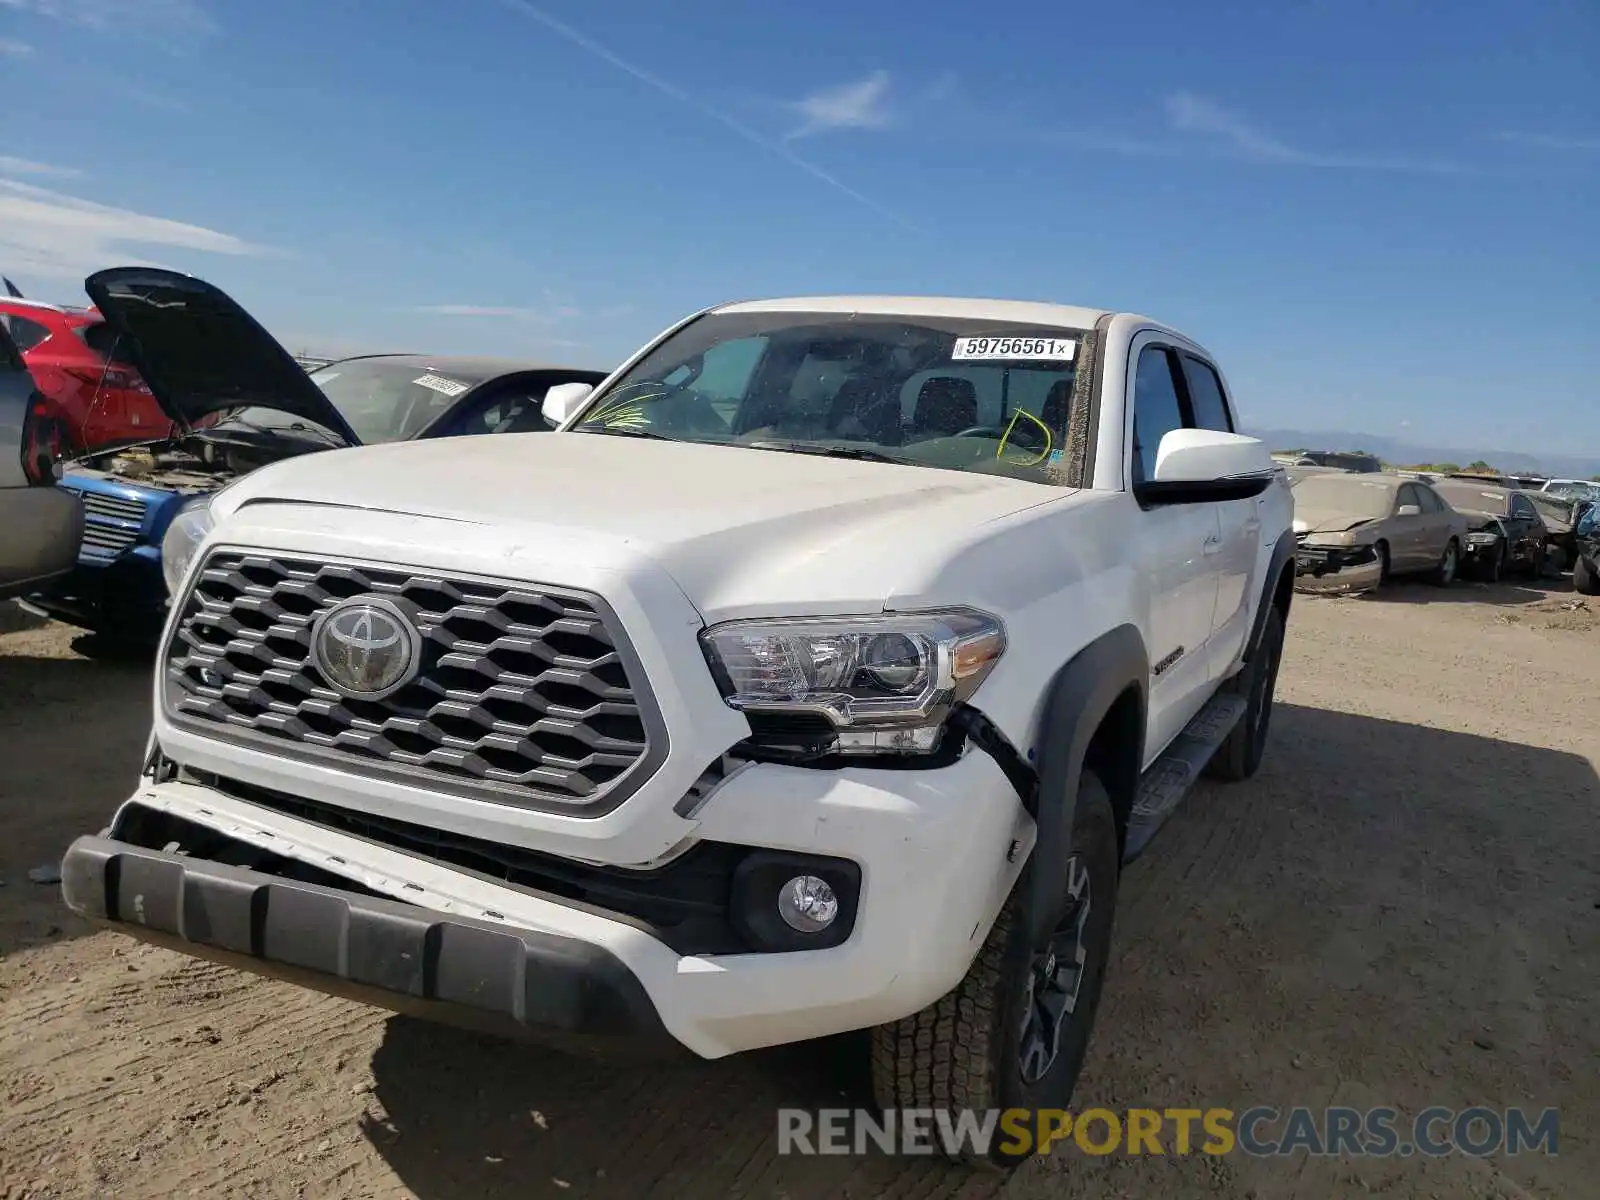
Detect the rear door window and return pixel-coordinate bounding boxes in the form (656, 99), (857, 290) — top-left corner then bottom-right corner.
(1180, 355), (1233, 432)
(76, 320), (140, 365)
(5, 314), (51, 353)
(0, 319), (23, 371)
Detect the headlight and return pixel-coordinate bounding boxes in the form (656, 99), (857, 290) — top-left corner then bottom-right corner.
(160, 495), (217, 597)
(699, 608), (1006, 756)
(1464, 530), (1500, 545)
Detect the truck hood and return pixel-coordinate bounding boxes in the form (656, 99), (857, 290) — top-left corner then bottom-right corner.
(213, 433), (1075, 620)
(85, 267), (361, 445)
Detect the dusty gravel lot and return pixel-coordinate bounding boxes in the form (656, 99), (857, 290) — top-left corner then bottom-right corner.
(2, 581), (1597, 1199)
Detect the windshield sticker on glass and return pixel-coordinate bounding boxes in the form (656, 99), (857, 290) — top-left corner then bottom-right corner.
(413, 373), (469, 397)
(952, 336), (1076, 362)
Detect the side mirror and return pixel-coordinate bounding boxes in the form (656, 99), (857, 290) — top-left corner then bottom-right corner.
(1139, 428), (1276, 505)
(541, 381), (593, 428)
(1396, 504), (1422, 517)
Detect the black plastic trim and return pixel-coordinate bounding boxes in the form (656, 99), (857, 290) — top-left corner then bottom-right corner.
(168, 777), (759, 956)
(60, 835), (686, 1057)
(1025, 624), (1148, 947)
(1134, 475), (1274, 507)
(728, 850), (861, 953)
(947, 705), (1038, 816)
(1243, 530), (1296, 664)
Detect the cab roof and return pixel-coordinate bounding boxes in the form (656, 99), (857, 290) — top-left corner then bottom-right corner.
(714, 295), (1114, 330)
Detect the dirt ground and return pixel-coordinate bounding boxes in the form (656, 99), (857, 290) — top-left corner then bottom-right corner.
(2, 579), (1597, 1200)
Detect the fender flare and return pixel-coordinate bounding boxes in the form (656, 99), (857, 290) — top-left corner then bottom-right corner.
(1025, 623), (1148, 947)
(1242, 533), (1295, 663)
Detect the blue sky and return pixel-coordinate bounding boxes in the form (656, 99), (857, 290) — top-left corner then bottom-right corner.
(2, 0), (1595, 456)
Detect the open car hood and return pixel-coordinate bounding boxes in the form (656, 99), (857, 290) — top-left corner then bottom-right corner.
(84, 267), (360, 446)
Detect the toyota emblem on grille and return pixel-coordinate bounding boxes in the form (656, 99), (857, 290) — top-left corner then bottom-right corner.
(310, 596), (422, 701)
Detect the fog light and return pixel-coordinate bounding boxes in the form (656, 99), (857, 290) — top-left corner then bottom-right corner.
(777, 875), (838, 933)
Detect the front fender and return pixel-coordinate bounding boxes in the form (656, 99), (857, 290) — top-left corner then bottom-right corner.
(1025, 624), (1147, 946)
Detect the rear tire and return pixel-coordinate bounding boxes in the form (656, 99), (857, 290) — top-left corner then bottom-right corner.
(1209, 604), (1285, 782)
(870, 772), (1121, 1169)
(1575, 554), (1600, 596)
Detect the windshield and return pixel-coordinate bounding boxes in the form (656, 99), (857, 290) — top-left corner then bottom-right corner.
(1291, 475), (1397, 519)
(570, 311), (1086, 484)
(1545, 480), (1600, 503)
(303, 359), (495, 443)
(1432, 482), (1509, 515)
(1525, 491), (1574, 524)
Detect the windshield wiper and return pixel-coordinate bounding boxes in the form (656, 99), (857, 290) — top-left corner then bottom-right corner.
(574, 422), (671, 440)
(745, 440), (919, 466)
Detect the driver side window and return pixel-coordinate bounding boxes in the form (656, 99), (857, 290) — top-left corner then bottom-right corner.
(1130, 346), (1190, 487)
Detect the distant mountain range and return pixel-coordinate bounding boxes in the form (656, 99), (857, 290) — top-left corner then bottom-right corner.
(1246, 428), (1599, 479)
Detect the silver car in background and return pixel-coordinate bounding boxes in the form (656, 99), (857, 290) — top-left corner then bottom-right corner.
(0, 319), (83, 600)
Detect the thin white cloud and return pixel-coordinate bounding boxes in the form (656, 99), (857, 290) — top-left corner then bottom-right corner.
(788, 71), (893, 139)
(3, 0), (216, 52)
(0, 176), (267, 280)
(1165, 92), (1303, 162)
(1490, 131), (1600, 152)
(495, 0), (910, 227)
(5, 0), (214, 32)
(0, 155), (81, 177)
(0, 37), (34, 55)
(415, 305), (559, 320)
(1043, 92), (1459, 173)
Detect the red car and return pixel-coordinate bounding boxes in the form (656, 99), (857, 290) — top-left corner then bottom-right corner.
(0, 297), (169, 453)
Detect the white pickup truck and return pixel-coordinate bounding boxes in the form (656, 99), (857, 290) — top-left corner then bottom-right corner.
(63, 290), (1295, 1168)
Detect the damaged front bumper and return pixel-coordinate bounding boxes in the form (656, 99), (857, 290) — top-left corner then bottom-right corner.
(1293, 540), (1381, 594)
(61, 755), (1032, 1060)
(61, 832), (677, 1055)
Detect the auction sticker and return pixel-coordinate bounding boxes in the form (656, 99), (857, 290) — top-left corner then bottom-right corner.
(953, 335), (1077, 361)
(414, 373), (469, 397)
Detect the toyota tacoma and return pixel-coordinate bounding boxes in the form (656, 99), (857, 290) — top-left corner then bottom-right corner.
(61, 293), (1295, 1168)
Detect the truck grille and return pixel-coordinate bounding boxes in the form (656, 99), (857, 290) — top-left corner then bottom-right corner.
(163, 551), (664, 813)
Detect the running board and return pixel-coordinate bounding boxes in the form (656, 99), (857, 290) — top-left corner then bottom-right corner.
(1124, 693), (1248, 861)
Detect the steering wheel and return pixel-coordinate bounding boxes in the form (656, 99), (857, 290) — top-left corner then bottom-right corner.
(953, 426), (1011, 439)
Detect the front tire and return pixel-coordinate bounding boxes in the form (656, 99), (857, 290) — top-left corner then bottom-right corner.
(1430, 538), (1459, 587)
(1374, 540), (1391, 584)
(870, 772), (1121, 1170)
(1474, 541), (1505, 583)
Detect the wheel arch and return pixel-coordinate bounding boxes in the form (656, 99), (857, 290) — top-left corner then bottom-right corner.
(1025, 623), (1148, 947)
(1243, 533), (1296, 664)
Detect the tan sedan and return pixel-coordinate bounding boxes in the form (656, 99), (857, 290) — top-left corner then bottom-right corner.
(1290, 472), (1469, 593)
